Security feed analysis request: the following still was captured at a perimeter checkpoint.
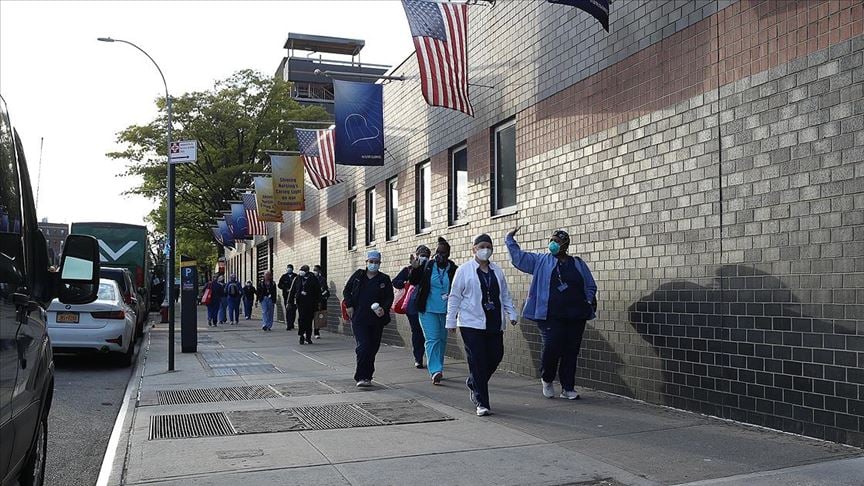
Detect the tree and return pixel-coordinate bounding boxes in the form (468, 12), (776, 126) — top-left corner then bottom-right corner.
(109, 69), (330, 270)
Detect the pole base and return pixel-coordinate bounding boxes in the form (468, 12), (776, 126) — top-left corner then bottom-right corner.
(160, 304), (169, 323)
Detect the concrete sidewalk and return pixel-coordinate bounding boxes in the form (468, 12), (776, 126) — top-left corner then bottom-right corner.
(102, 307), (863, 485)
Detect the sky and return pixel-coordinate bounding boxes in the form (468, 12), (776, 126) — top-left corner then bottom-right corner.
(0, 1), (413, 226)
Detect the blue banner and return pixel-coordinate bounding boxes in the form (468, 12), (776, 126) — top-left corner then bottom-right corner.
(231, 203), (250, 239)
(548, 0), (609, 32)
(217, 219), (234, 249)
(334, 79), (384, 166)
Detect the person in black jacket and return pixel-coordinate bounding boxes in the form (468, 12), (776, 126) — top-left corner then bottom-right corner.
(343, 250), (394, 387)
(409, 237), (458, 384)
(257, 271), (279, 331)
(393, 245), (430, 368)
(277, 264), (297, 330)
(242, 280), (256, 320)
(289, 265), (322, 344)
(313, 265), (329, 339)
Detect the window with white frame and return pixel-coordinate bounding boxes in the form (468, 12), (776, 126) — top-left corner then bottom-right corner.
(493, 119), (517, 214)
(386, 177), (399, 241)
(415, 161), (431, 233)
(449, 144), (468, 225)
(348, 196), (357, 250)
(365, 187), (376, 246)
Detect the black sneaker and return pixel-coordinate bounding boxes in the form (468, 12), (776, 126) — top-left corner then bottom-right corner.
(299, 337), (305, 345)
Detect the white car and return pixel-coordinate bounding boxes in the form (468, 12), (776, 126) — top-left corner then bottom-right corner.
(47, 279), (137, 366)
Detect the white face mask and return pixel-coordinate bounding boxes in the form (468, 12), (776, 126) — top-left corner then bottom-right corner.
(298, 271), (307, 277)
(476, 248), (493, 261)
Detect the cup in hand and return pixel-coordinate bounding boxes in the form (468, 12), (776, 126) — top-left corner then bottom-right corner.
(371, 302), (384, 317)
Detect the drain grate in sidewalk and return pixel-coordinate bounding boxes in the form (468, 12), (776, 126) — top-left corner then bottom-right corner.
(157, 385), (279, 405)
(149, 412), (236, 440)
(197, 350), (283, 376)
(292, 403), (381, 430)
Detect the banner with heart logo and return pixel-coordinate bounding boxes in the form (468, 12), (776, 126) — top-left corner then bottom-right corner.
(253, 176), (282, 222)
(334, 79), (384, 166)
(270, 154), (305, 211)
(230, 202), (251, 240)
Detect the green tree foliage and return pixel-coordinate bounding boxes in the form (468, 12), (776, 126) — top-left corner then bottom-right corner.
(108, 69), (330, 269)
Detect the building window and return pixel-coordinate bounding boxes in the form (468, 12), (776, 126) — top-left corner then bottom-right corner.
(415, 161), (431, 233)
(365, 187), (376, 246)
(493, 119), (517, 214)
(386, 177), (399, 241)
(348, 196), (357, 250)
(449, 144), (468, 225)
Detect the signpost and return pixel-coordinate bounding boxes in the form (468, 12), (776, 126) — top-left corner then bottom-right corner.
(169, 140), (197, 163)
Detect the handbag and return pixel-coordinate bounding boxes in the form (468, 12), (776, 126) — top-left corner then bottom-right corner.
(340, 300), (350, 322)
(393, 285), (415, 315)
(405, 285), (419, 315)
(201, 288), (212, 305)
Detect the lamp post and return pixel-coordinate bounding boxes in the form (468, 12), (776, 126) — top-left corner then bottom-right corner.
(98, 37), (176, 371)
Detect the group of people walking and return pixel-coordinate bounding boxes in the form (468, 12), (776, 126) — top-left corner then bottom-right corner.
(256, 264), (329, 344)
(342, 227), (597, 417)
(203, 274), (256, 326)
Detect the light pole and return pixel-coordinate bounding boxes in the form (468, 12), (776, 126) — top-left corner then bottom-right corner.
(98, 37), (176, 371)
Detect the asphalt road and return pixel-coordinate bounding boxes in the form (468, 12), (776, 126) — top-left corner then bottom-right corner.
(45, 336), (139, 486)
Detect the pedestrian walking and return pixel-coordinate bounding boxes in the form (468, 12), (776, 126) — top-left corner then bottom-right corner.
(204, 275), (224, 327)
(343, 250), (394, 387)
(313, 265), (329, 339)
(257, 271), (278, 331)
(446, 234), (518, 416)
(410, 238), (457, 384)
(392, 245), (430, 369)
(225, 274), (242, 325)
(242, 280), (255, 320)
(278, 264), (298, 330)
(506, 226), (597, 400)
(288, 265), (322, 344)
(217, 274), (228, 325)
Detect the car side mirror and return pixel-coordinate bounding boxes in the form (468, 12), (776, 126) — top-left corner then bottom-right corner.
(56, 235), (101, 305)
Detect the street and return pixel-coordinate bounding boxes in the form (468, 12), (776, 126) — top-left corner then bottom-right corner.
(45, 342), (139, 485)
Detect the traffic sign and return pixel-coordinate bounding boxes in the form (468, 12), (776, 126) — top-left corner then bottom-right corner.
(169, 140), (197, 163)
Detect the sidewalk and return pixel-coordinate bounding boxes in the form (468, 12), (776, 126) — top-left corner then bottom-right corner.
(102, 306), (863, 486)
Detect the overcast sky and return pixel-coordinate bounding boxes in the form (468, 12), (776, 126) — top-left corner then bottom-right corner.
(0, 1), (413, 226)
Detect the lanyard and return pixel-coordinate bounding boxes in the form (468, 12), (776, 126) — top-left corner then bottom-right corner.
(433, 263), (447, 286)
(479, 269), (494, 304)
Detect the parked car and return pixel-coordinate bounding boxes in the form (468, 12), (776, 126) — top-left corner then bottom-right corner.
(1, 94), (101, 486)
(46, 279), (136, 366)
(99, 267), (145, 338)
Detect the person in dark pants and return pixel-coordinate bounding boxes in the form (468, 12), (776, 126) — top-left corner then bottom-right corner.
(278, 264), (298, 330)
(289, 265), (322, 345)
(410, 238), (457, 384)
(225, 274), (242, 325)
(343, 250), (394, 387)
(242, 280), (256, 320)
(446, 234), (518, 416)
(392, 245), (430, 369)
(313, 265), (329, 339)
(506, 226), (597, 400)
(204, 275), (224, 327)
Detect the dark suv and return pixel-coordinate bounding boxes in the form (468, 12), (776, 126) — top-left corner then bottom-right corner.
(0, 95), (101, 486)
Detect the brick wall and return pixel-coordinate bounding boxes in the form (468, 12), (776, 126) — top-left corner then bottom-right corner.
(226, 0), (864, 447)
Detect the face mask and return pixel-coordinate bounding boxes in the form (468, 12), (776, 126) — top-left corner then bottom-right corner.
(367, 263), (380, 272)
(287, 268), (293, 274)
(548, 241), (561, 255)
(476, 248), (493, 261)
(418, 256), (428, 265)
(298, 271), (306, 277)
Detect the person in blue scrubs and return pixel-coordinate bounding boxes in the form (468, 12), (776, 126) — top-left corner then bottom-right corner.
(506, 227), (597, 400)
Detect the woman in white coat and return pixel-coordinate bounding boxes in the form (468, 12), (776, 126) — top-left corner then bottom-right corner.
(446, 234), (518, 416)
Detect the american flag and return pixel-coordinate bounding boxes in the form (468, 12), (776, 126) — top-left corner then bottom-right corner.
(296, 128), (341, 190)
(402, 0), (473, 116)
(242, 192), (268, 235)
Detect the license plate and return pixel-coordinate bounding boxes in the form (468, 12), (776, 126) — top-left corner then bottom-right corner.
(56, 312), (79, 323)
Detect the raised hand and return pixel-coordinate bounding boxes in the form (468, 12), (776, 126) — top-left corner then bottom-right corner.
(507, 225), (521, 238)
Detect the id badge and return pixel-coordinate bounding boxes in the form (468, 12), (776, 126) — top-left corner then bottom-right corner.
(557, 283), (569, 292)
(441, 293), (449, 301)
(301, 291), (307, 296)
(484, 302), (496, 311)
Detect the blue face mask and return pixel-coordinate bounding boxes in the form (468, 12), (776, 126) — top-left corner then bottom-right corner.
(548, 241), (561, 255)
(367, 263), (380, 272)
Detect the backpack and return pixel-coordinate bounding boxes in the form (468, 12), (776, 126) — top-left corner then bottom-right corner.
(227, 282), (239, 296)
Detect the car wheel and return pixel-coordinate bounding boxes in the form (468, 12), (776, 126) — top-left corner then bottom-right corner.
(19, 412), (47, 486)
(115, 338), (135, 367)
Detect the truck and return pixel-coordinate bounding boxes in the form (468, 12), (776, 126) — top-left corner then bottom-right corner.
(69, 222), (152, 317)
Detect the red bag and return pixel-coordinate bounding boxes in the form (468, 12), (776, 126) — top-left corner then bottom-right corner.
(394, 285), (415, 315)
(340, 300), (350, 321)
(201, 286), (213, 305)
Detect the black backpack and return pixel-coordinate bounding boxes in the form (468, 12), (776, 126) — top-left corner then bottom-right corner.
(227, 282), (239, 296)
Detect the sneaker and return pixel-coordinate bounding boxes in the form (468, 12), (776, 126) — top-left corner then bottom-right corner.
(414, 362), (424, 369)
(560, 390), (580, 400)
(356, 380), (372, 387)
(542, 380), (555, 398)
(315, 335), (321, 339)
(476, 406), (490, 416)
(432, 371), (443, 385)
(305, 338), (314, 344)
(299, 337), (305, 345)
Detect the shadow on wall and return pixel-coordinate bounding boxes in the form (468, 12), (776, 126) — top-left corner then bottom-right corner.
(626, 265), (854, 440)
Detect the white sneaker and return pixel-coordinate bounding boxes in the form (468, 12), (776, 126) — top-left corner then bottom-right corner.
(476, 406), (490, 416)
(560, 390), (580, 400)
(542, 380), (555, 398)
(356, 380), (372, 387)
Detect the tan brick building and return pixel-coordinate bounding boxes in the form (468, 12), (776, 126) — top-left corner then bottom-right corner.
(226, 0), (864, 446)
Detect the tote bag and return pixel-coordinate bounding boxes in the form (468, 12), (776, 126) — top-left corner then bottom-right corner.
(393, 285), (415, 315)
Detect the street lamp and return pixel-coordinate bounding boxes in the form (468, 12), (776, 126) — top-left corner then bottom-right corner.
(98, 36), (176, 371)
